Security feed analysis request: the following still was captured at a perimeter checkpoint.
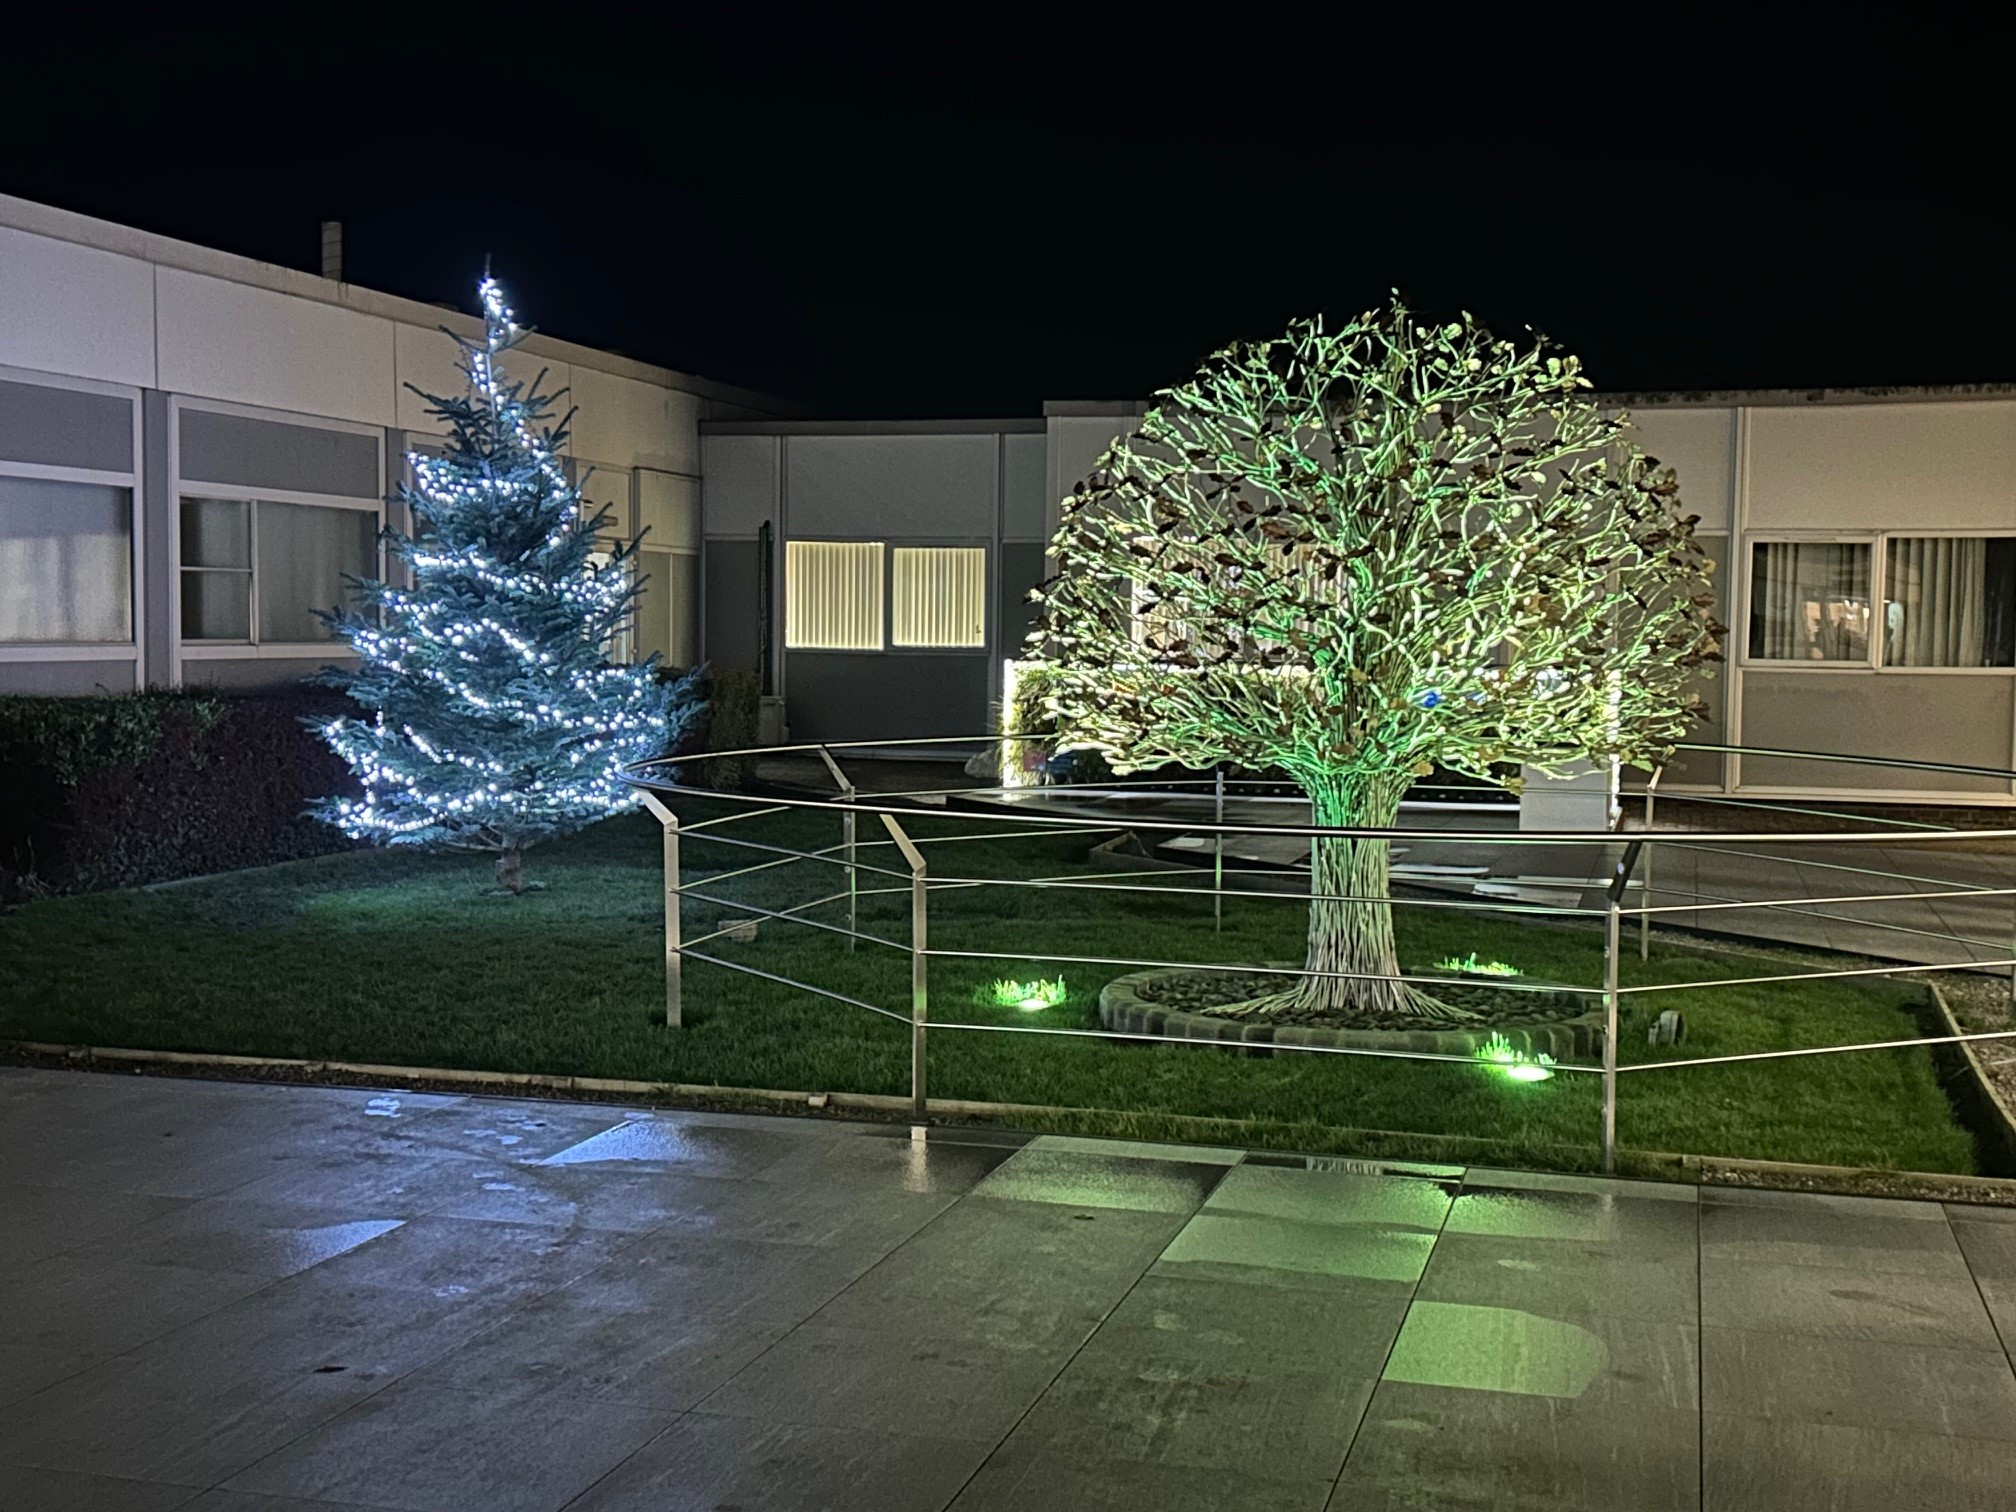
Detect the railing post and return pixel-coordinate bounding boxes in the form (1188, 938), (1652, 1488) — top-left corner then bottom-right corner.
(1602, 898), (1620, 1173)
(1213, 766), (1226, 934)
(845, 808), (859, 952)
(639, 792), (682, 1029)
(881, 814), (929, 1124)
(814, 746), (858, 953)
(1601, 839), (1640, 1174)
(1640, 766), (1662, 963)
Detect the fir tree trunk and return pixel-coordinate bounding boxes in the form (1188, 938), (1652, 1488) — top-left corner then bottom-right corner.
(495, 845), (526, 894)
(1283, 771), (1460, 1021)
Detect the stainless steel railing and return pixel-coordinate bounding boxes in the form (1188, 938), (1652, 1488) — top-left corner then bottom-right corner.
(622, 737), (2016, 1175)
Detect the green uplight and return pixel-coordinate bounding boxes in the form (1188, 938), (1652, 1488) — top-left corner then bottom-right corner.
(1438, 952), (1522, 978)
(988, 976), (1067, 1012)
(1475, 1031), (1555, 1083)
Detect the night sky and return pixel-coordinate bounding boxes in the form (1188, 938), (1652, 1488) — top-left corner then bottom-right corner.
(4, 16), (2000, 417)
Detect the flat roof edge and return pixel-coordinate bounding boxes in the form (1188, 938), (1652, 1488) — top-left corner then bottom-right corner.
(701, 417), (1047, 436)
(1598, 382), (2016, 409)
(0, 192), (797, 415)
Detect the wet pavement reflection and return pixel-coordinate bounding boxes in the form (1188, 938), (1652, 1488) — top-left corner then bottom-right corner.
(1, 1065), (2013, 1510)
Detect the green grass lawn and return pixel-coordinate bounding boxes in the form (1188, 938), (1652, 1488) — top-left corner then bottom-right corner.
(0, 801), (1978, 1175)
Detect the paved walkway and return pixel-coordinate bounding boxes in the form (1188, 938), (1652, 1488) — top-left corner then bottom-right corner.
(1010, 786), (2016, 973)
(4, 1067), (2015, 1511)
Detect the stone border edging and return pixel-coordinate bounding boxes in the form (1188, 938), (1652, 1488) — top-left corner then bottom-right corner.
(1927, 982), (2016, 1176)
(1098, 968), (1605, 1059)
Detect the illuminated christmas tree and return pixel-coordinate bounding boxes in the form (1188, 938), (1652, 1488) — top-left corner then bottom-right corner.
(1027, 300), (1724, 1020)
(317, 275), (700, 892)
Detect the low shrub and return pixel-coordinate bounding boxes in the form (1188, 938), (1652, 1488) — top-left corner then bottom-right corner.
(699, 667), (760, 790)
(0, 687), (360, 900)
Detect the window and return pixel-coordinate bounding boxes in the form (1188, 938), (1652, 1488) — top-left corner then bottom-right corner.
(1883, 536), (2016, 668)
(180, 497), (376, 644)
(0, 476), (133, 643)
(786, 540), (884, 650)
(635, 547), (699, 668)
(180, 498), (251, 640)
(892, 546), (986, 647)
(1748, 541), (1872, 662)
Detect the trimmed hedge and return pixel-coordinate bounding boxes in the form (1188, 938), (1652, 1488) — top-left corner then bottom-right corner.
(0, 688), (360, 900)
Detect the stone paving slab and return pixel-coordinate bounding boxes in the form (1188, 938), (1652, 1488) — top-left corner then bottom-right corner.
(2, 1067), (2015, 1510)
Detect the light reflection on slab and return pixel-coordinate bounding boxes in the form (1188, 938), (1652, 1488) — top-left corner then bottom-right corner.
(1383, 1301), (1609, 1398)
(1159, 1212), (1437, 1284)
(536, 1121), (713, 1166)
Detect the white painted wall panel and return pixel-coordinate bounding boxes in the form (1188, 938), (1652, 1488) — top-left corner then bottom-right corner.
(572, 366), (701, 476)
(786, 434), (994, 539)
(639, 469), (699, 550)
(1044, 415), (1133, 543)
(1621, 407), (1736, 533)
(392, 321), (571, 445)
(1747, 400), (2016, 532)
(0, 226), (155, 388)
(1002, 431), (1049, 541)
(156, 267), (394, 425)
(701, 433), (779, 539)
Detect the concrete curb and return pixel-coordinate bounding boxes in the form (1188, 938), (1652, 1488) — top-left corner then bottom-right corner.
(1097, 968), (1605, 1059)
(6, 1037), (2011, 1207)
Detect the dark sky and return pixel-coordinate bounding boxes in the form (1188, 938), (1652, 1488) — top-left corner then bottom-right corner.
(4, 15), (2002, 417)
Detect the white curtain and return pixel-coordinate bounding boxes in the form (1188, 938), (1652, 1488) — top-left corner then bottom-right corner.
(0, 477), (132, 643)
(255, 501), (376, 643)
(1885, 537), (1986, 667)
(1753, 542), (1870, 661)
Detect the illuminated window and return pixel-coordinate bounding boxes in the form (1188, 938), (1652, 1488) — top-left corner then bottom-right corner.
(786, 539), (884, 650)
(1883, 536), (2016, 668)
(1748, 541), (1872, 663)
(893, 547), (987, 647)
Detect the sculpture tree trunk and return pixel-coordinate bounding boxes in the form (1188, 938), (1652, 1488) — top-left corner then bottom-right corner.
(1285, 770), (1450, 1020)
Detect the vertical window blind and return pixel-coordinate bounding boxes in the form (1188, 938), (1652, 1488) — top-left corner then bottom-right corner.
(893, 547), (987, 647)
(785, 540), (885, 649)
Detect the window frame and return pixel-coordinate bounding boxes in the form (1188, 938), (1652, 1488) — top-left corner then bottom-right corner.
(890, 543), (990, 651)
(1741, 528), (2016, 677)
(633, 542), (700, 670)
(172, 397), (384, 663)
(0, 365), (144, 664)
(784, 537), (888, 652)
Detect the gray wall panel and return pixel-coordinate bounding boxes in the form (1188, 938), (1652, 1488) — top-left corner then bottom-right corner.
(0, 659), (139, 695)
(701, 433), (779, 539)
(1002, 432), (1049, 541)
(142, 391), (174, 686)
(0, 378), (134, 471)
(785, 434), (995, 539)
(181, 657), (350, 693)
(704, 538), (763, 673)
(178, 408), (380, 498)
(784, 651), (989, 742)
(998, 542), (1047, 657)
(1738, 670), (2013, 793)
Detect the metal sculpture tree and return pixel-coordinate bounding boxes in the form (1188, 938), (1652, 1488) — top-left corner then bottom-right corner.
(1027, 300), (1723, 1021)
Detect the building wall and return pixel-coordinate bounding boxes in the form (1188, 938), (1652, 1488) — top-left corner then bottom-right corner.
(0, 194), (787, 698)
(700, 421), (1044, 745)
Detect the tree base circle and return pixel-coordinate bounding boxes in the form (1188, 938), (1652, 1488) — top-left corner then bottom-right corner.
(1098, 967), (1604, 1060)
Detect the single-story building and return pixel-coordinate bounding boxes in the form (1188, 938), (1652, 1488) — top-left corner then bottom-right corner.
(7, 193), (2016, 805)
(0, 192), (788, 707)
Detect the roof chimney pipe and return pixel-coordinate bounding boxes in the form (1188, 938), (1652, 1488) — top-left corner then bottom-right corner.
(320, 221), (343, 283)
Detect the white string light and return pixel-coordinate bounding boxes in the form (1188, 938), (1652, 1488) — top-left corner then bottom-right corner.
(316, 274), (699, 850)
